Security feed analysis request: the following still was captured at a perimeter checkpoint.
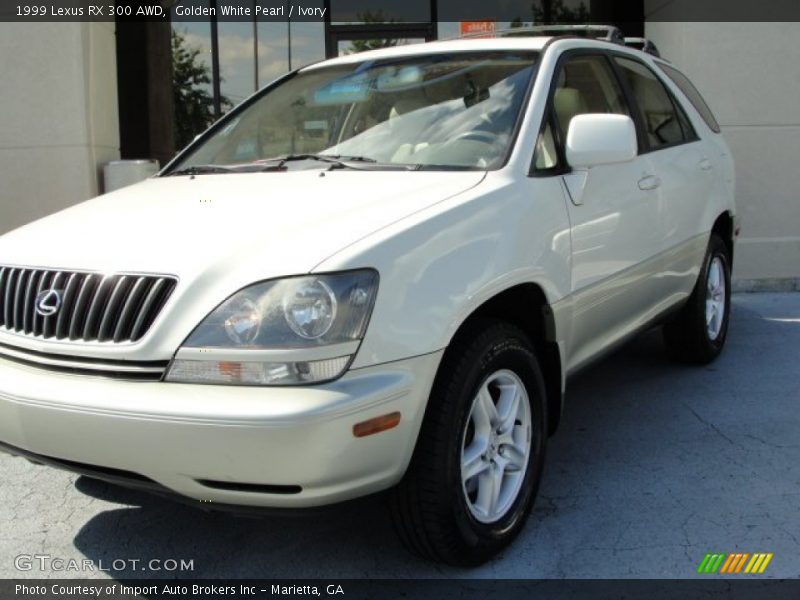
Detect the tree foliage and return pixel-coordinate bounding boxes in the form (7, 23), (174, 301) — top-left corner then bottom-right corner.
(172, 29), (224, 150)
(346, 12), (399, 55)
(510, 0), (591, 28)
(532, 0), (590, 23)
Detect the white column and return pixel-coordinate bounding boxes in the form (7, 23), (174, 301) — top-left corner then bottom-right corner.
(0, 22), (120, 235)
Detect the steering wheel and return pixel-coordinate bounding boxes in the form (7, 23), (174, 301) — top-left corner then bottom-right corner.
(451, 130), (501, 145)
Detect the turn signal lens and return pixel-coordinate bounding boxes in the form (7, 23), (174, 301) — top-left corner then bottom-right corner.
(353, 412), (402, 437)
(165, 356), (351, 385)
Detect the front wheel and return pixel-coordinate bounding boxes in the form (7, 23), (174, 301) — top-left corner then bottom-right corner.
(663, 233), (731, 364)
(390, 320), (547, 566)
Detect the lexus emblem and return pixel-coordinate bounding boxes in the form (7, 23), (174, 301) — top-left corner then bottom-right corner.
(35, 289), (63, 317)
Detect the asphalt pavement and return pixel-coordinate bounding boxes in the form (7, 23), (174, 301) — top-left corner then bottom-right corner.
(1, 293), (798, 579)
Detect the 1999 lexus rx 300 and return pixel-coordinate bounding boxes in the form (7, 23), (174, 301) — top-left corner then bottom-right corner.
(0, 34), (735, 565)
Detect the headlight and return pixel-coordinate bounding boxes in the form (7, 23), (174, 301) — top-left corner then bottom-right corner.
(165, 270), (378, 385)
(283, 279), (337, 339)
(223, 296), (262, 344)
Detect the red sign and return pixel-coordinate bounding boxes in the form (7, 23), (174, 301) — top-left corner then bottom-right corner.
(459, 20), (496, 38)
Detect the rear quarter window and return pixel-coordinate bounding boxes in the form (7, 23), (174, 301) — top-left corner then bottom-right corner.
(656, 62), (721, 133)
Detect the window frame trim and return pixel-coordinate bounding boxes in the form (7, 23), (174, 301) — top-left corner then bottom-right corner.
(528, 48), (644, 178)
(529, 48), (711, 178)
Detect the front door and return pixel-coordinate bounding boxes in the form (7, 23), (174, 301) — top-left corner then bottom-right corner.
(539, 52), (663, 371)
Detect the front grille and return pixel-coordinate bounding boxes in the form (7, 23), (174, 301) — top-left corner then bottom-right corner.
(0, 266), (177, 343)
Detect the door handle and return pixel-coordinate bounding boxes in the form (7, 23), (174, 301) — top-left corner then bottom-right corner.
(699, 158), (713, 171)
(638, 175), (661, 191)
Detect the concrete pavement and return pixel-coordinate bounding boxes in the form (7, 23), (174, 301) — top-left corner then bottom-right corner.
(1, 293), (798, 579)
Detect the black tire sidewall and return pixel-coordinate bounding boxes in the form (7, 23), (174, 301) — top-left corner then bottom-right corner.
(445, 331), (547, 552)
(701, 236), (732, 353)
(662, 233), (732, 365)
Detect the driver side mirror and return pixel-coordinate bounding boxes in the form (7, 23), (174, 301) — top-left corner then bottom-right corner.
(566, 114), (637, 169)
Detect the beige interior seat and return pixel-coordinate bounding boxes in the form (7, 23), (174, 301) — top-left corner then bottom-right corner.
(388, 96), (431, 162)
(554, 87), (589, 136)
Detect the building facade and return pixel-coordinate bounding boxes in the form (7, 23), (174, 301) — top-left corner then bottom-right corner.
(0, 4), (797, 286)
(645, 21), (800, 285)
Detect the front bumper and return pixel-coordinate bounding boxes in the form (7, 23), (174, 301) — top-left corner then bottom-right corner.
(0, 351), (442, 508)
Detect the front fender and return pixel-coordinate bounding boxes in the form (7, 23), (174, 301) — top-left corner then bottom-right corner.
(315, 174), (572, 369)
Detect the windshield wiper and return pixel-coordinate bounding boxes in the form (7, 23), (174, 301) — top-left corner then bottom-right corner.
(169, 155), (405, 176)
(327, 155), (378, 163)
(167, 164), (237, 176)
(258, 154), (377, 171)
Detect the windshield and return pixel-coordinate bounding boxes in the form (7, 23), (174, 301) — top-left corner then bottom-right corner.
(168, 51), (538, 172)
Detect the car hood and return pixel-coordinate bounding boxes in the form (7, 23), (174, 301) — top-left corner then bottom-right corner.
(0, 170), (485, 281)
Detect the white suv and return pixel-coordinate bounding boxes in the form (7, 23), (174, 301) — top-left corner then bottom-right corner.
(0, 36), (735, 565)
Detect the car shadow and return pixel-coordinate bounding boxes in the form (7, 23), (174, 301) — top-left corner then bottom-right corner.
(70, 299), (794, 578)
(72, 476), (423, 578)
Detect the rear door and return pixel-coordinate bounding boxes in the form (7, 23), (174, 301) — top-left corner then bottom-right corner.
(612, 55), (713, 305)
(533, 51), (663, 372)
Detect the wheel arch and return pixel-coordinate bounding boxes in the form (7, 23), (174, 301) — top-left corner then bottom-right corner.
(443, 282), (565, 436)
(711, 211), (735, 265)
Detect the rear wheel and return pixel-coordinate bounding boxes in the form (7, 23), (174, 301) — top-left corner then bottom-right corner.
(390, 320), (547, 566)
(663, 233), (731, 364)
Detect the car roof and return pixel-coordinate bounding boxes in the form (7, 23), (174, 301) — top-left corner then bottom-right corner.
(301, 36), (649, 72)
(302, 37), (554, 70)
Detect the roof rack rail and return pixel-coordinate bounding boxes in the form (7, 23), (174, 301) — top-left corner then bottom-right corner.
(458, 23), (625, 45)
(624, 37), (661, 57)
(501, 24), (624, 44)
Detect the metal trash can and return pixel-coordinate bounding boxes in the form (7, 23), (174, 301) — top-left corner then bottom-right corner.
(103, 159), (160, 193)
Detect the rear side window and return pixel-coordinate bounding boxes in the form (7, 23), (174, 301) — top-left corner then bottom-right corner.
(656, 62), (721, 133)
(614, 57), (695, 150)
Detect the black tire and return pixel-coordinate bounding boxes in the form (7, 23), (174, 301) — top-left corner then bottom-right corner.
(390, 319), (547, 566)
(663, 233), (731, 364)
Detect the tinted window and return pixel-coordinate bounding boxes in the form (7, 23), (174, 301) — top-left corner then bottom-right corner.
(533, 54), (629, 171)
(534, 117), (558, 170)
(656, 62), (721, 133)
(552, 55), (629, 141)
(614, 57), (693, 150)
